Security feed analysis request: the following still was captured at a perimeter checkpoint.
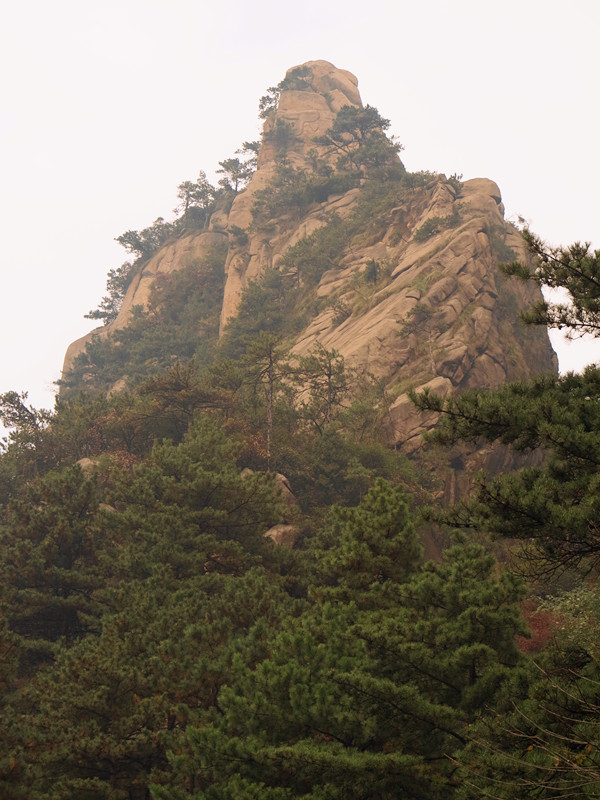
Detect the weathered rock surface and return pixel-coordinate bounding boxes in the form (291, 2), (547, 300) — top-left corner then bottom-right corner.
(242, 469), (299, 523)
(241, 470), (302, 546)
(264, 523), (302, 548)
(63, 59), (557, 462)
(75, 457), (100, 474)
(218, 61), (363, 331)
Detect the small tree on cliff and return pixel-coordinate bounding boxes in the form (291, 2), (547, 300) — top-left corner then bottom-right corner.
(116, 217), (175, 259)
(216, 157), (254, 193)
(258, 66), (312, 119)
(84, 260), (133, 324)
(173, 170), (215, 224)
(315, 104), (403, 174)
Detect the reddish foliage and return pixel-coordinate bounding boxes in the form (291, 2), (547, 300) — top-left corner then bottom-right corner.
(108, 449), (142, 471)
(516, 599), (563, 654)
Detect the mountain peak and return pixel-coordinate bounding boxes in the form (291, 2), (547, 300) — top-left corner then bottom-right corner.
(62, 62), (556, 462)
(282, 60), (361, 107)
(256, 60), (362, 173)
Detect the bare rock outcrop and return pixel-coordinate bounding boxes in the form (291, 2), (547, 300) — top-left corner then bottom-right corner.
(287, 173), (554, 449)
(62, 59), (557, 467)
(241, 469), (302, 547)
(265, 523), (302, 548)
(218, 60), (364, 331)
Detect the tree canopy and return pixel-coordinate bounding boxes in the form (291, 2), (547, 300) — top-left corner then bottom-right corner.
(501, 229), (600, 337)
(409, 228), (600, 798)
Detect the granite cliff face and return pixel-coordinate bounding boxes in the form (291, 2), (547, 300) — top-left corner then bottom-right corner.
(62, 60), (556, 452)
(218, 60), (363, 330)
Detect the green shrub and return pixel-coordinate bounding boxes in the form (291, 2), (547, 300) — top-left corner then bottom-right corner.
(279, 213), (347, 286)
(413, 206), (462, 242)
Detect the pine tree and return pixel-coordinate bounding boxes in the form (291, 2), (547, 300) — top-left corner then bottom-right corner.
(16, 569), (294, 800)
(155, 483), (526, 799)
(1, 418), (296, 798)
(0, 464), (106, 669)
(411, 368), (600, 575)
(315, 104), (403, 176)
(409, 229), (600, 796)
(502, 229), (600, 337)
(102, 416), (285, 585)
(457, 588), (600, 799)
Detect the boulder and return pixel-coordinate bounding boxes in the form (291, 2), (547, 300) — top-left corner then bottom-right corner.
(76, 457), (100, 475)
(264, 524), (302, 548)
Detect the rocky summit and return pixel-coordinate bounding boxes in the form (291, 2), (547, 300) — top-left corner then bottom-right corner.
(62, 59), (556, 452)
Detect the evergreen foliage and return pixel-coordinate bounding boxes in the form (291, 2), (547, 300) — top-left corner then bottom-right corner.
(277, 213), (347, 287)
(66, 242), (227, 394)
(501, 228), (600, 337)
(218, 267), (301, 360)
(410, 225), (600, 578)
(5, 69), (598, 800)
(457, 589), (600, 799)
(314, 104), (403, 177)
(413, 207), (462, 243)
(0, 352), (532, 799)
(155, 485), (526, 799)
(253, 92), (405, 224)
(412, 369), (600, 574)
(409, 229), (600, 796)
(251, 159), (358, 220)
(116, 217), (177, 260)
(258, 66), (312, 119)
(1, 465), (104, 666)
(0, 419), (295, 798)
(84, 261), (135, 325)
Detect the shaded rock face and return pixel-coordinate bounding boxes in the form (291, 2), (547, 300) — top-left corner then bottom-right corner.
(241, 469), (302, 548)
(63, 59), (557, 459)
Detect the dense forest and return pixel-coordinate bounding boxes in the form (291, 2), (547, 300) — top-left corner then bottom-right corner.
(2, 70), (600, 798)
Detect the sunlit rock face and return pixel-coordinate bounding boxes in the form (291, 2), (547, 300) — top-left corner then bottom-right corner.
(214, 61), (555, 451)
(218, 60), (363, 331)
(62, 59), (557, 461)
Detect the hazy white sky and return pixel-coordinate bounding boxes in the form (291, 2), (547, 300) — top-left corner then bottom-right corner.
(1, 0), (599, 412)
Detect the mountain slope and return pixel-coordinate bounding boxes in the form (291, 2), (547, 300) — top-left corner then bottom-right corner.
(62, 59), (556, 451)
